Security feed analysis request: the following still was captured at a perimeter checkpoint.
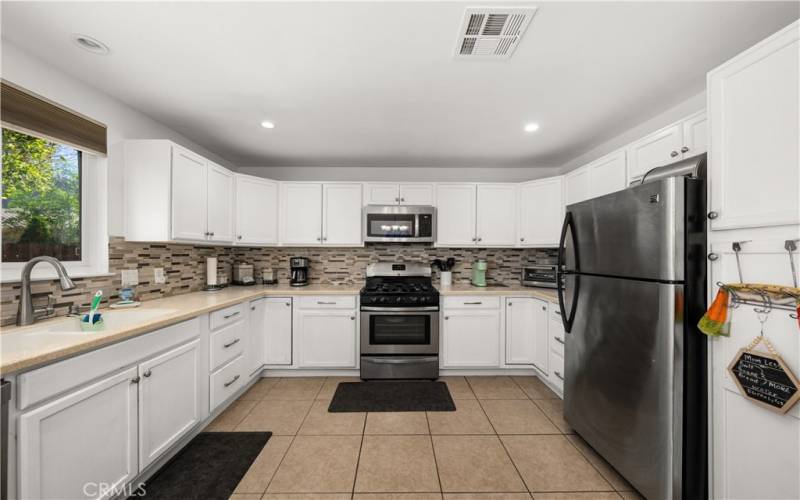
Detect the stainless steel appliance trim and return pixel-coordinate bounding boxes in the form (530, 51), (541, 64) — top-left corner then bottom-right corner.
(360, 355), (439, 380)
(360, 309), (439, 356)
(363, 356), (439, 364)
(362, 204), (436, 243)
(366, 262), (432, 277)
(361, 306), (439, 312)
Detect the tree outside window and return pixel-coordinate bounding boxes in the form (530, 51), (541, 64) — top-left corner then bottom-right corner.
(2, 128), (82, 262)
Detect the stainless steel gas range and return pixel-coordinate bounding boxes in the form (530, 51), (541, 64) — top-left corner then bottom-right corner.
(359, 263), (440, 380)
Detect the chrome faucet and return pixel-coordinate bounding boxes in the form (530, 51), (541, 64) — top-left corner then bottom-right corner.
(17, 256), (76, 326)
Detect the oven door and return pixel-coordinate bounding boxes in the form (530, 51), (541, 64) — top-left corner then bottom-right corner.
(360, 307), (439, 355)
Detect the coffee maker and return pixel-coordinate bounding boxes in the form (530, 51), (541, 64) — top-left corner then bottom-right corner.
(290, 257), (309, 287)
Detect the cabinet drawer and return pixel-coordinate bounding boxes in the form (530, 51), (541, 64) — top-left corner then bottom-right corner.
(443, 296), (500, 309)
(549, 303), (563, 321)
(549, 350), (564, 391)
(550, 321), (565, 357)
(297, 295), (357, 309)
(209, 303), (246, 330)
(210, 321), (246, 371)
(210, 355), (245, 412)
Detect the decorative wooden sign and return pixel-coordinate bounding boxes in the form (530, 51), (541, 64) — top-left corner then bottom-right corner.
(728, 338), (800, 414)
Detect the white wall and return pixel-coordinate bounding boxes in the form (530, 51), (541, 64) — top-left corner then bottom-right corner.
(559, 90), (707, 173)
(0, 41), (234, 237)
(237, 165), (562, 183)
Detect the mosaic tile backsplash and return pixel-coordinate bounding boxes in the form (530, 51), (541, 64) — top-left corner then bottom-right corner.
(0, 237), (556, 327)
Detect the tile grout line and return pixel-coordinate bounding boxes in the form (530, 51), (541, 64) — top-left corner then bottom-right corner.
(350, 403), (368, 498)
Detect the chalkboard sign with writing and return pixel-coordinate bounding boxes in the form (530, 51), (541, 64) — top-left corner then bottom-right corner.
(728, 348), (800, 414)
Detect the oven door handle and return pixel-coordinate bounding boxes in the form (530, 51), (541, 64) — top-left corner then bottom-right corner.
(364, 356), (439, 364)
(360, 306), (440, 312)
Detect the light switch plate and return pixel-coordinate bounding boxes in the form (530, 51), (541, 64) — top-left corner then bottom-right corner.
(153, 267), (166, 284)
(120, 269), (139, 287)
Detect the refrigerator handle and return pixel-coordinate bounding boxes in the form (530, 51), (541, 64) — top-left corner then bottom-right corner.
(557, 211), (578, 333)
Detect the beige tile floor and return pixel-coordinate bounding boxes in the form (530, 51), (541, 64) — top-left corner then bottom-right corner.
(208, 376), (644, 500)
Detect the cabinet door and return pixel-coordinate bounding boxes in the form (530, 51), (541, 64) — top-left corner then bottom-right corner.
(323, 183), (363, 245)
(476, 184), (517, 246)
(506, 298), (536, 365)
(588, 150), (627, 199)
(265, 297), (293, 366)
(18, 367), (139, 500)
(280, 183), (323, 244)
(297, 310), (358, 368)
(441, 310), (501, 367)
(681, 111), (707, 157)
(708, 26), (799, 230)
(139, 339), (201, 469)
(626, 124), (683, 180)
(171, 147), (208, 241)
(436, 184), (476, 246)
(399, 184), (435, 205)
(364, 183), (400, 205)
(206, 163), (235, 243)
(565, 167), (590, 206)
(518, 177), (563, 246)
(248, 298), (266, 375)
(235, 175), (278, 245)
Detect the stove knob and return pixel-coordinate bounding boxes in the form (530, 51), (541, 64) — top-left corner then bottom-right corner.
(395, 296), (403, 303)
(379, 297), (387, 303)
(409, 296), (419, 303)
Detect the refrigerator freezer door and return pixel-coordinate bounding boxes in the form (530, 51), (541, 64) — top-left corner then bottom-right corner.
(561, 177), (685, 282)
(564, 274), (683, 500)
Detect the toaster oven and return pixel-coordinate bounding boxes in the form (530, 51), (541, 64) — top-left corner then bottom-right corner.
(521, 264), (559, 288)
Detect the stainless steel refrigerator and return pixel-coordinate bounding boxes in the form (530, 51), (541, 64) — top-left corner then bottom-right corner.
(557, 155), (708, 500)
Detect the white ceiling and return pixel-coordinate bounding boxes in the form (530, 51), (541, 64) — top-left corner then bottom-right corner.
(2, 1), (798, 168)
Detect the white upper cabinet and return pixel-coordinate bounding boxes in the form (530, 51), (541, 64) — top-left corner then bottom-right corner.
(708, 23), (799, 230)
(476, 184), (517, 246)
(436, 184), (477, 246)
(681, 110), (707, 156)
(280, 182), (323, 245)
(565, 167), (590, 206)
(626, 123), (684, 180)
(323, 183), (363, 245)
(171, 147), (208, 242)
(588, 150), (627, 199)
(399, 183), (435, 205)
(518, 177), (564, 247)
(206, 163), (235, 243)
(364, 183), (435, 205)
(235, 175), (279, 245)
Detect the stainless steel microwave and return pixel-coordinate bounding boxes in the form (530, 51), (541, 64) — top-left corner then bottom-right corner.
(362, 205), (436, 243)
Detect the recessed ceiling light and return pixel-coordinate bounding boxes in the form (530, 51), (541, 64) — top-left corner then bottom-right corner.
(524, 122), (540, 133)
(71, 34), (110, 55)
(260, 121), (276, 129)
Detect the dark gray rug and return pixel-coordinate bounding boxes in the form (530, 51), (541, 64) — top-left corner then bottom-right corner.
(134, 432), (271, 500)
(328, 381), (456, 412)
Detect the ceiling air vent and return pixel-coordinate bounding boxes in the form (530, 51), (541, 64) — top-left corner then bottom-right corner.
(455, 7), (537, 59)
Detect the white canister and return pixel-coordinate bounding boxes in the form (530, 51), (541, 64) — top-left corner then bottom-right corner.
(440, 271), (452, 287)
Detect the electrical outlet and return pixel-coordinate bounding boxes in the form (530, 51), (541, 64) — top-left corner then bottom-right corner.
(153, 267), (166, 284)
(120, 269), (139, 287)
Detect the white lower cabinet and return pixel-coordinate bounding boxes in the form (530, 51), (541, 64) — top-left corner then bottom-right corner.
(296, 301), (358, 368)
(138, 339), (202, 469)
(264, 297), (293, 366)
(441, 300), (501, 368)
(18, 367), (139, 500)
(210, 355), (246, 412)
(505, 298), (548, 371)
(247, 298), (267, 375)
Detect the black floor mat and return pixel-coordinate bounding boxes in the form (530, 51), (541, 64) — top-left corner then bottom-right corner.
(328, 381), (456, 412)
(134, 432), (271, 500)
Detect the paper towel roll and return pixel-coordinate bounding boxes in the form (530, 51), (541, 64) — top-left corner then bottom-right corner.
(206, 257), (217, 286)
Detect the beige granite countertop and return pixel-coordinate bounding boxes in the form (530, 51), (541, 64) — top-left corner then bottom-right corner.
(438, 284), (559, 303)
(0, 284), (361, 375)
(0, 282), (557, 375)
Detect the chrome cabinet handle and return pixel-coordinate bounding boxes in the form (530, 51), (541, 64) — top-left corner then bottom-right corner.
(477, 237), (482, 242)
(542, 306), (546, 311)
(237, 235), (242, 240)
(395, 197), (400, 202)
(554, 370), (564, 381)
(707, 211), (719, 220)
(223, 338), (241, 348)
(224, 375), (240, 387)
(554, 310), (562, 316)
(681, 146), (689, 153)
(316, 236), (321, 241)
(464, 301), (482, 305)
(323, 236), (328, 241)
(286, 302), (291, 306)
(204, 232), (210, 237)
(317, 301), (336, 305)
(554, 336), (565, 345)
(670, 150), (679, 157)
(143, 369), (152, 377)
(708, 253), (719, 261)
(223, 311), (240, 319)
(520, 237), (525, 242)
(508, 302), (512, 306)
(350, 316), (355, 320)
(400, 197), (405, 202)
(251, 306), (256, 311)
(444, 316), (449, 320)
(471, 237), (477, 242)
(131, 376), (141, 384)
